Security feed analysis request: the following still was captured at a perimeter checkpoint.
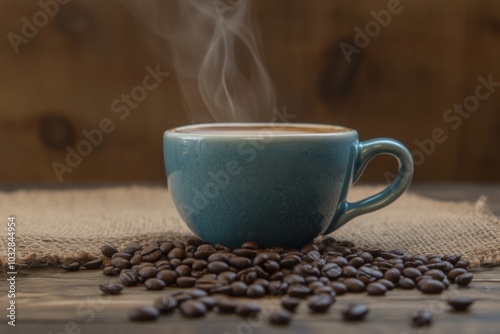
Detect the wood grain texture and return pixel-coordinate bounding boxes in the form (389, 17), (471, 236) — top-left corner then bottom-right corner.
(0, 0), (499, 182)
(0, 266), (498, 334)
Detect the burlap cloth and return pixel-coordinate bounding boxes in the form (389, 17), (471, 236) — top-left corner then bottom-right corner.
(0, 185), (499, 268)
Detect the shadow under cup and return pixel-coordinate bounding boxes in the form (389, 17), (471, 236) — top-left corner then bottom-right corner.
(164, 123), (413, 248)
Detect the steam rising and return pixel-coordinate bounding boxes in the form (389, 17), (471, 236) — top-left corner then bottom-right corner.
(122, 0), (276, 122)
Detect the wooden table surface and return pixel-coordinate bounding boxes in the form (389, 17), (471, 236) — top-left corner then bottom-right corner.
(1, 183), (499, 334)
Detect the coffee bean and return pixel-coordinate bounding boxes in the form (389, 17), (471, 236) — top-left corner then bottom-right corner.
(349, 257), (364, 268)
(381, 251), (399, 260)
(447, 297), (475, 311)
(187, 237), (204, 247)
(404, 260), (423, 268)
(287, 285), (311, 298)
(305, 250), (321, 262)
(305, 275), (319, 283)
(169, 258), (183, 268)
(99, 282), (123, 295)
(156, 269), (178, 285)
(306, 294), (332, 313)
(130, 255), (142, 266)
(84, 259), (103, 270)
(238, 268), (258, 285)
(138, 267), (157, 280)
(284, 274), (305, 285)
(443, 254), (461, 265)
(394, 263), (405, 271)
(294, 263), (320, 277)
(139, 262), (155, 269)
(167, 247), (185, 260)
(110, 257), (131, 270)
(342, 266), (358, 277)
(154, 296), (178, 313)
(280, 255), (302, 268)
(269, 310), (291, 325)
(191, 260), (207, 271)
(366, 282), (387, 296)
(308, 281), (324, 290)
(170, 241), (185, 250)
(144, 278), (166, 290)
(194, 245), (216, 258)
(262, 260), (280, 273)
(417, 279), (445, 294)
(208, 253), (230, 263)
(398, 277), (415, 289)
(159, 242), (175, 255)
(103, 266), (120, 276)
(233, 248), (257, 258)
(424, 269), (446, 281)
(122, 244), (142, 255)
(455, 273), (473, 286)
(322, 263), (342, 280)
(447, 268), (467, 281)
(230, 281), (248, 296)
(177, 276), (197, 287)
(175, 264), (192, 277)
(128, 306), (159, 321)
(216, 298), (239, 313)
(268, 281), (288, 296)
(198, 296), (216, 310)
(208, 261), (229, 274)
(342, 304), (369, 321)
(281, 297), (300, 312)
(170, 290), (193, 303)
(218, 271), (238, 283)
(329, 282), (347, 295)
(329, 256), (349, 267)
(455, 260), (469, 269)
(101, 244), (118, 258)
(410, 310), (433, 327)
(383, 268), (401, 283)
(253, 253), (269, 265)
(62, 262), (80, 271)
(313, 286), (335, 296)
(180, 300), (207, 317)
(139, 246), (161, 263)
(269, 271), (285, 281)
(402, 267), (422, 280)
(237, 302), (261, 317)
(253, 278), (269, 290)
(415, 275), (433, 284)
(416, 265), (429, 274)
(230, 256), (252, 269)
(376, 279), (395, 290)
(247, 284), (266, 298)
(120, 270), (138, 286)
(357, 267), (383, 284)
(344, 278), (366, 292)
(427, 261), (454, 273)
(211, 285), (233, 295)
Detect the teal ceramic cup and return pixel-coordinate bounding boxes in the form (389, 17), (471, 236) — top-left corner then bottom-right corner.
(164, 123), (413, 248)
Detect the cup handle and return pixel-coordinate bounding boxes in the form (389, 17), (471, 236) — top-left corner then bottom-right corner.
(325, 138), (414, 234)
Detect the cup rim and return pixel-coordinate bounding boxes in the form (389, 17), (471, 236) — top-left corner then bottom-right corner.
(165, 123), (356, 137)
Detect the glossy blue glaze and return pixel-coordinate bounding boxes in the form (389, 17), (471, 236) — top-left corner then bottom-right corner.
(164, 123), (413, 248)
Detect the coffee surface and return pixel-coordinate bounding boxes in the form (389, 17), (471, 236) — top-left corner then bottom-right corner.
(176, 125), (349, 135)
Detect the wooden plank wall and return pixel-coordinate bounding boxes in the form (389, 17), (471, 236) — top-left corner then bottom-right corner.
(0, 0), (499, 183)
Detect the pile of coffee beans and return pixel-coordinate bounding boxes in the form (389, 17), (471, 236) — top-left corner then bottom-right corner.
(62, 237), (476, 326)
